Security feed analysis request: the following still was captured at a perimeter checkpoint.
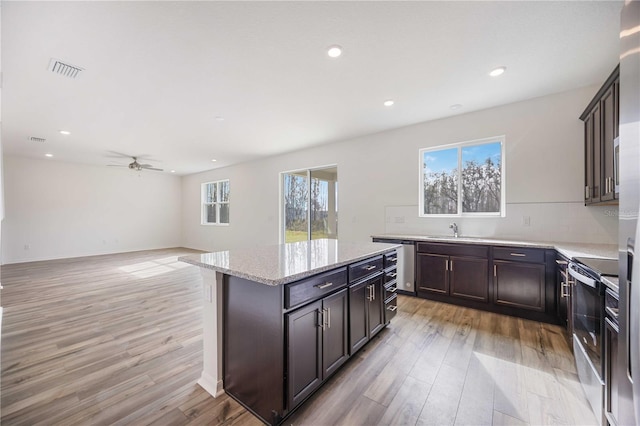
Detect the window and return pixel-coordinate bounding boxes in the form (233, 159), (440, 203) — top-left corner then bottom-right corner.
(281, 166), (338, 243)
(419, 136), (505, 217)
(201, 179), (230, 225)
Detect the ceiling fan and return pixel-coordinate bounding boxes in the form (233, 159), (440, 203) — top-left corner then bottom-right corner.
(107, 152), (163, 172)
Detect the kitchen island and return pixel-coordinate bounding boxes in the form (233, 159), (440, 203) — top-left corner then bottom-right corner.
(180, 239), (400, 425)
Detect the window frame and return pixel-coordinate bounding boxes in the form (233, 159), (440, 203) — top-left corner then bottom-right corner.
(418, 135), (506, 218)
(201, 179), (230, 226)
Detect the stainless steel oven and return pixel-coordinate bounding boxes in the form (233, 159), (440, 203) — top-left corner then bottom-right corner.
(569, 257), (618, 425)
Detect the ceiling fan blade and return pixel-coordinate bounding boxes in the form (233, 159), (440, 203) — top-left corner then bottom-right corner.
(141, 166), (164, 171)
(138, 163), (153, 168)
(107, 164), (128, 167)
(105, 151), (134, 159)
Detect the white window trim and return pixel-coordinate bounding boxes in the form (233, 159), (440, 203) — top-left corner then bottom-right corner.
(201, 179), (230, 226)
(418, 135), (506, 218)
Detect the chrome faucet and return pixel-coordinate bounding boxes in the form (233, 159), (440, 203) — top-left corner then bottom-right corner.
(449, 222), (458, 238)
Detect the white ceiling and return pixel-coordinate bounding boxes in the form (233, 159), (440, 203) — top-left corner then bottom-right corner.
(2, 1), (622, 175)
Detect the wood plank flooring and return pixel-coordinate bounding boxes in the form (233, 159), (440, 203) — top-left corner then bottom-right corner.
(1, 248), (596, 426)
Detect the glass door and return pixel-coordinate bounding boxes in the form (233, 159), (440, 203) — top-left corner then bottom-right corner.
(282, 166), (337, 243)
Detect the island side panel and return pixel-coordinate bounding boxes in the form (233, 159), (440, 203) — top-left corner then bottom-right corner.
(224, 275), (285, 424)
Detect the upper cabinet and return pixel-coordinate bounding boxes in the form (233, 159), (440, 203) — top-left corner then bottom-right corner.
(581, 65), (620, 205)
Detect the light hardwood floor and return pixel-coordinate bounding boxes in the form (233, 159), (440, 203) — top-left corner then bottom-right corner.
(1, 248), (596, 426)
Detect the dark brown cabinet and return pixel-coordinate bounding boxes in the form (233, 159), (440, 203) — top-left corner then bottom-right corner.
(416, 243), (489, 303)
(224, 249), (397, 425)
(494, 260), (545, 312)
(349, 272), (384, 354)
(493, 247), (547, 312)
(581, 65), (619, 205)
(414, 242), (558, 324)
(556, 253), (572, 334)
(286, 288), (349, 409)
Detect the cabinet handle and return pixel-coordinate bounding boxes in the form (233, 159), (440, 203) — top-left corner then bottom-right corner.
(556, 260), (568, 265)
(450, 260), (453, 271)
(561, 282), (570, 298)
(372, 285), (375, 301)
(388, 257), (397, 262)
(315, 282), (333, 289)
(445, 259), (449, 271)
(364, 265), (376, 271)
(585, 186), (590, 200)
(607, 177), (611, 194)
(387, 305), (398, 312)
(389, 286), (397, 293)
(494, 264), (497, 277)
(326, 307), (331, 329)
(387, 272), (397, 278)
(318, 309), (325, 329)
(510, 253), (526, 257)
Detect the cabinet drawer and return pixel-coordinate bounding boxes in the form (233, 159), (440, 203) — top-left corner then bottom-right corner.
(416, 242), (488, 258)
(384, 294), (398, 323)
(384, 251), (398, 268)
(384, 280), (398, 300)
(285, 268), (348, 309)
(493, 247), (544, 263)
(384, 267), (398, 283)
(349, 256), (384, 283)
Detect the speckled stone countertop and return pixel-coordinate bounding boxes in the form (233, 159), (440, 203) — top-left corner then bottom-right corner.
(371, 234), (618, 260)
(179, 239), (400, 286)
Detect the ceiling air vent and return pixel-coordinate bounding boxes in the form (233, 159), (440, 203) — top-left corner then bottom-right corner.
(29, 136), (46, 143)
(47, 58), (83, 79)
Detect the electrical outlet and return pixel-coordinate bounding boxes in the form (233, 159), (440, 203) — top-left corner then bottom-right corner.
(24, 244), (30, 251)
(522, 216), (531, 226)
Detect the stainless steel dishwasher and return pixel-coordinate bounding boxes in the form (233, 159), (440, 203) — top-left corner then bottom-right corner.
(373, 238), (415, 295)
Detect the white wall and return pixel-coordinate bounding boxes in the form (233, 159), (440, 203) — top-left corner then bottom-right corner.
(182, 85), (618, 253)
(1, 156), (182, 264)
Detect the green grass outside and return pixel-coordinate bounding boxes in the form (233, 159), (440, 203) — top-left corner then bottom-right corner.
(285, 230), (331, 243)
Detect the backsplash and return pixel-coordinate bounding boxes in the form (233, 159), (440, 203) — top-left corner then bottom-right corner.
(384, 202), (618, 244)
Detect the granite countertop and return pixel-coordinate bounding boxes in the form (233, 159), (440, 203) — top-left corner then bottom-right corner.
(179, 239), (400, 286)
(371, 233), (618, 260)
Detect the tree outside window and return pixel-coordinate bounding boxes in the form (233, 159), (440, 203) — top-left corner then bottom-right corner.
(420, 137), (504, 217)
(201, 179), (230, 225)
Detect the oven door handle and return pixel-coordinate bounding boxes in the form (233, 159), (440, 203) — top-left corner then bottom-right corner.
(568, 264), (597, 288)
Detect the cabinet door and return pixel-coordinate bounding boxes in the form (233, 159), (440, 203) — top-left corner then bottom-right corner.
(349, 281), (369, 354)
(287, 300), (322, 409)
(585, 105), (602, 204)
(449, 256), (489, 302)
(416, 253), (448, 296)
(601, 85), (616, 202)
(322, 289), (349, 377)
(494, 260), (545, 312)
(368, 275), (385, 338)
(557, 263), (568, 330)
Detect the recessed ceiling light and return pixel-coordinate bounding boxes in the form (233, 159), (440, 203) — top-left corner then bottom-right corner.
(327, 45), (342, 58)
(211, 159), (217, 162)
(489, 66), (506, 77)
(45, 153), (53, 157)
(170, 170), (176, 173)
(450, 104), (463, 110)
(383, 100), (395, 107)
(59, 130), (71, 135)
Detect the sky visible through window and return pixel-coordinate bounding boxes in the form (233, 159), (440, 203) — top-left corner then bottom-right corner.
(424, 142), (501, 175)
